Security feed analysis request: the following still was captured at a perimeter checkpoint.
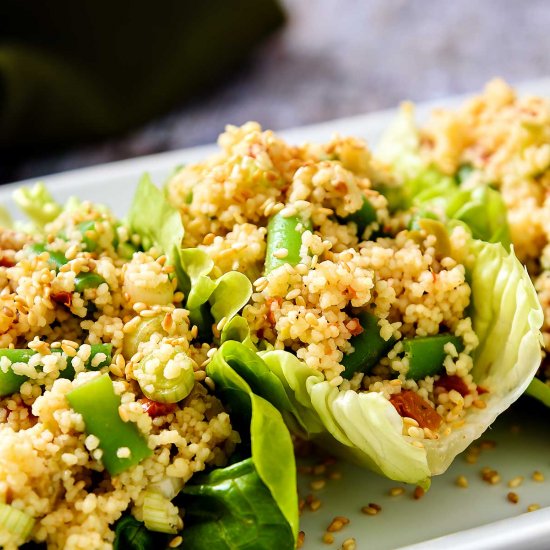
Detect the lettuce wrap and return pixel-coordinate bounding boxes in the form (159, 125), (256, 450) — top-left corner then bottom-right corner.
(376, 102), (550, 410)
(208, 231), (542, 487)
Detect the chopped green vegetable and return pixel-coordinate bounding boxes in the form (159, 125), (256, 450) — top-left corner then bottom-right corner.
(27, 243), (67, 270)
(343, 196), (377, 236)
(27, 243), (106, 292)
(0, 502), (34, 543)
(142, 491), (181, 534)
(402, 334), (464, 380)
(134, 347), (195, 404)
(341, 312), (395, 378)
(265, 212), (311, 273)
(66, 373), (152, 475)
(76, 220), (98, 252)
(0, 349), (35, 396)
(417, 218), (452, 259)
(0, 344), (112, 397)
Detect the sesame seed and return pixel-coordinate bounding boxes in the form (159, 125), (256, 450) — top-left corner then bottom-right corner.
(527, 504), (541, 513)
(322, 532), (334, 544)
(310, 479), (326, 491)
(273, 248), (289, 259)
(507, 492), (519, 504)
(455, 475), (468, 488)
(389, 487), (405, 497)
(309, 498), (322, 512)
(508, 476), (524, 488)
(313, 464), (326, 476)
(327, 516), (349, 532)
(532, 471), (545, 482)
(169, 536), (183, 548)
(342, 538), (357, 550)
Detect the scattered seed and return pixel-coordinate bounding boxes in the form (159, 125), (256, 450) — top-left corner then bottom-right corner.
(532, 471), (545, 482)
(310, 479), (326, 491)
(508, 476), (524, 489)
(329, 471), (343, 481)
(455, 475), (468, 488)
(322, 532), (334, 544)
(481, 468), (501, 485)
(389, 487), (405, 497)
(507, 492), (519, 504)
(313, 464), (327, 476)
(327, 516), (349, 532)
(342, 538), (357, 550)
(309, 498), (322, 512)
(297, 531), (305, 548)
(479, 440), (496, 451)
(413, 486), (425, 500)
(527, 504), (541, 513)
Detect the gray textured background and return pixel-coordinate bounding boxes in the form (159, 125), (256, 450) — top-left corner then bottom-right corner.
(5, 0), (550, 183)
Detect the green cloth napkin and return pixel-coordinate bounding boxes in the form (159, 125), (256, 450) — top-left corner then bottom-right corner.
(0, 0), (285, 149)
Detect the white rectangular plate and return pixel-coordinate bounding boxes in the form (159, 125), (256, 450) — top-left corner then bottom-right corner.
(2, 77), (550, 550)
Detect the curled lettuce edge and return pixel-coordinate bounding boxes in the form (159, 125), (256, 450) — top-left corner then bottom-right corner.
(206, 342), (299, 543)
(216, 238), (542, 486)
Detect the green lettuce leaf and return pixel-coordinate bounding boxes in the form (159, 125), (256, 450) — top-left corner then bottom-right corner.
(12, 182), (62, 229)
(177, 459), (294, 550)
(206, 341), (299, 543)
(376, 104), (511, 247)
(177, 248), (252, 341)
(211, 237), (542, 486)
(127, 174), (184, 266)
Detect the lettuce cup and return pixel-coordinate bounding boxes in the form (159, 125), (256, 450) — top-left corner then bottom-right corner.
(164, 122), (543, 487)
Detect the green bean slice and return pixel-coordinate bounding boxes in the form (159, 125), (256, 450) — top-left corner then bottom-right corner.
(341, 312), (395, 378)
(265, 212), (312, 274)
(403, 334), (464, 380)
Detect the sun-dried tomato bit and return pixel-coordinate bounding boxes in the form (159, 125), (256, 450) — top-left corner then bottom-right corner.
(50, 291), (73, 307)
(390, 390), (442, 431)
(138, 398), (176, 418)
(434, 374), (470, 396)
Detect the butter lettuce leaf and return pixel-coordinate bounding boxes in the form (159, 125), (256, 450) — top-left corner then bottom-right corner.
(214, 237), (542, 485)
(206, 341), (298, 544)
(127, 174), (184, 266)
(178, 459), (294, 550)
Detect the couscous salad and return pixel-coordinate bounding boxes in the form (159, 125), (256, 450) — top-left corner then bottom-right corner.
(0, 89), (544, 548)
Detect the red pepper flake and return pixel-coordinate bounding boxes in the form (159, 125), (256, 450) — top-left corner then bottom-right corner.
(390, 390), (442, 431)
(435, 374), (470, 396)
(50, 291), (72, 307)
(0, 256), (15, 268)
(139, 398), (176, 418)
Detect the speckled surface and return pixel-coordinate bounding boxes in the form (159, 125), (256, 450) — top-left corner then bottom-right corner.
(3, 0), (549, 183)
